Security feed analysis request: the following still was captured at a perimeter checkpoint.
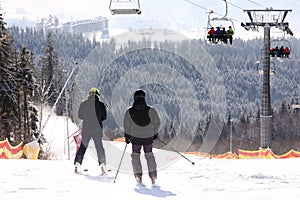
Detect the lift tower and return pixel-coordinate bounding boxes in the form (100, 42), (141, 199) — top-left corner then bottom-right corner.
(241, 8), (293, 148)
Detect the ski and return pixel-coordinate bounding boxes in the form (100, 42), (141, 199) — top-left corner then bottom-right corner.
(135, 182), (160, 190)
(74, 168), (113, 177)
(82, 168), (112, 173)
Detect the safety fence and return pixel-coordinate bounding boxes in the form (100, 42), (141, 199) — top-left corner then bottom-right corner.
(0, 138), (40, 159)
(0, 138), (23, 159)
(1, 136), (300, 160)
(185, 147), (300, 159)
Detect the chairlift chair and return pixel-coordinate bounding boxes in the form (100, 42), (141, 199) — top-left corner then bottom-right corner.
(205, 0), (235, 45)
(109, 0), (141, 15)
(291, 96), (300, 109)
(270, 37), (291, 59)
(292, 104), (300, 109)
(255, 61), (276, 75)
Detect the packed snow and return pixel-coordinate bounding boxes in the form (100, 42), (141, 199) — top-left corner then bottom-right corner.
(1, 149), (300, 200)
(1, 113), (300, 200)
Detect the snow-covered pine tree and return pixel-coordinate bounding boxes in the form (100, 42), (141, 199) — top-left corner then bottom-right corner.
(0, 11), (18, 143)
(39, 32), (65, 116)
(14, 47), (39, 144)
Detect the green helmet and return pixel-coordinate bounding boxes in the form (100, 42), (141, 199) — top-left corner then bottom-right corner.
(89, 87), (100, 98)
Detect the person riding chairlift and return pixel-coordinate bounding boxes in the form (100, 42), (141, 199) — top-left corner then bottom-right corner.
(215, 26), (222, 43)
(207, 27), (216, 43)
(284, 47), (290, 58)
(226, 26), (234, 45)
(221, 27), (227, 44)
(274, 46), (280, 57)
(279, 46), (285, 58)
(270, 47), (275, 57)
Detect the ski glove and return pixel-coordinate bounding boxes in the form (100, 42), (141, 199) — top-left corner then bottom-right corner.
(125, 133), (131, 144)
(153, 133), (158, 140)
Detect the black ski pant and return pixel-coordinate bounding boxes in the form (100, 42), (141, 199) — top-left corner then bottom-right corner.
(74, 134), (106, 165)
(131, 144), (157, 179)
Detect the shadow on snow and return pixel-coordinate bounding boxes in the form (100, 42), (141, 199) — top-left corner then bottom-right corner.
(134, 187), (176, 198)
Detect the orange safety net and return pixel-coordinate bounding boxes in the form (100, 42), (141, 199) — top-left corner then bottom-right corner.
(275, 149), (300, 159)
(238, 148), (276, 159)
(113, 137), (125, 143)
(0, 138), (23, 159)
(214, 151), (239, 159)
(105, 137), (300, 159)
(238, 148), (300, 159)
(184, 148), (300, 159)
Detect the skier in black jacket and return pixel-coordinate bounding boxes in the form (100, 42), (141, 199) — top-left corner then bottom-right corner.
(74, 87), (107, 174)
(123, 89), (161, 186)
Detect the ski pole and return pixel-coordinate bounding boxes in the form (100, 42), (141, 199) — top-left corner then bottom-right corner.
(157, 138), (195, 165)
(113, 143), (128, 183)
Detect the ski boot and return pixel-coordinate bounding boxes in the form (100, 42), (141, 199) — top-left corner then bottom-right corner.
(135, 176), (146, 187)
(100, 163), (108, 175)
(74, 162), (81, 174)
(151, 177), (159, 189)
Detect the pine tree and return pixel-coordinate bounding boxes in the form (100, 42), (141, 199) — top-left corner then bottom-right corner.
(0, 12), (18, 142)
(194, 120), (203, 141)
(239, 112), (246, 124)
(169, 117), (176, 138)
(39, 32), (65, 115)
(15, 47), (38, 143)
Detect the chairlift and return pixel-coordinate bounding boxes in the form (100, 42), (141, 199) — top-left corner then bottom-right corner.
(205, 0), (235, 45)
(291, 96), (300, 109)
(270, 32), (292, 59)
(255, 61), (276, 75)
(109, 0), (141, 15)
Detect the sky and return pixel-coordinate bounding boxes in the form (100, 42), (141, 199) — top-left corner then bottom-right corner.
(2, 0), (300, 39)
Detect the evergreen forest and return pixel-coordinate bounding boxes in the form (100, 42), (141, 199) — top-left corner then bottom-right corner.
(1, 14), (300, 156)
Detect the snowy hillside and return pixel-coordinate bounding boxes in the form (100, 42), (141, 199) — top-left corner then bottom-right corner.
(1, 111), (300, 200)
(1, 140), (300, 200)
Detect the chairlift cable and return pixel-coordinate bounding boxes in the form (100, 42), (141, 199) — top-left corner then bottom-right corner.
(247, 0), (265, 8)
(183, 0), (224, 17)
(183, 0), (208, 12)
(183, 0), (240, 23)
(227, 1), (244, 11)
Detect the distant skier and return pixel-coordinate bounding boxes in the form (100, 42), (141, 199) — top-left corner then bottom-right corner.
(74, 87), (107, 174)
(123, 89), (161, 187)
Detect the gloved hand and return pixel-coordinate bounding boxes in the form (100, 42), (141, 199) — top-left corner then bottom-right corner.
(125, 137), (131, 144)
(125, 133), (131, 144)
(153, 133), (158, 140)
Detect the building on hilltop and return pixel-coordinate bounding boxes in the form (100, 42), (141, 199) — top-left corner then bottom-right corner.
(36, 16), (109, 39)
(62, 17), (108, 34)
(36, 15), (59, 33)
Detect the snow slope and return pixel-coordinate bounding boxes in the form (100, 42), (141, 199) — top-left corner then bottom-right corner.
(1, 111), (300, 200)
(1, 142), (300, 200)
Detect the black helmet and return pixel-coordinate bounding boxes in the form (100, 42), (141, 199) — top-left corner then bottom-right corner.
(134, 89), (146, 100)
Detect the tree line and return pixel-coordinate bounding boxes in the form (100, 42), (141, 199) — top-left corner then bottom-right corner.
(1, 13), (300, 156)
